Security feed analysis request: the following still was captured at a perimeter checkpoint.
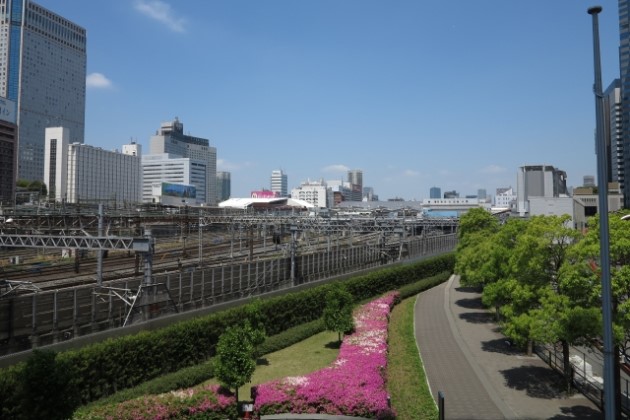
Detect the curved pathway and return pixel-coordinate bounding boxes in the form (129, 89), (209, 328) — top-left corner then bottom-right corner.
(414, 275), (601, 419)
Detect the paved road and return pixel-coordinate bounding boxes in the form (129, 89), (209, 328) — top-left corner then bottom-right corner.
(415, 275), (602, 419)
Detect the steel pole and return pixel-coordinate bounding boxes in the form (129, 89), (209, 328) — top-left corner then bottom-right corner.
(588, 5), (616, 419)
(97, 203), (103, 286)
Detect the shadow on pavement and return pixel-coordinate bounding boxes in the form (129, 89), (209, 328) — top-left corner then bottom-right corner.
(454, 286), (482, 294)
(548, 405), (603, 419)
(455, 296), (484, 309)
(481, 337), (523, 355)
(500, 365), (567, 399)
(459, 311), (495, 324)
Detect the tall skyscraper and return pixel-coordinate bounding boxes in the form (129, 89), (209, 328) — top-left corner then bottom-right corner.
(270, 169), (288, 197)
(347, 169), (363, 201)
(150, 118), (217, 205)
(604, 79), (624, 188)
(620, 0), (630, 206)
(217, 171), (231, 202)
(0, 1), (86, 181)
(429, 187), (441, 199)
(0, 98), (17, 205)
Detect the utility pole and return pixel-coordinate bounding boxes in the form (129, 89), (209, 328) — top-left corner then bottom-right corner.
(588, 5), (617, 419)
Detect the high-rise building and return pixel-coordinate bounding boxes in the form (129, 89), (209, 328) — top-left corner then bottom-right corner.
(44, 127), (69, 202)
(347, 169), (363, 201)
(142, 153), (207, 204)
(0, 98), (17, 205)
(217, 171), (231, 202)
(620, 0), (630, 206)
(583, 175), (596, 187)
(429, 187), (441, 199)
(150, 118), (216, 205)
(44, 128), (142, 204)
(363, 186), (377, 201)
(1, 1), (86, 181)
(604, 79), (623, 188)
(270, 169), (288, 197)
(516, 164), (568, 216)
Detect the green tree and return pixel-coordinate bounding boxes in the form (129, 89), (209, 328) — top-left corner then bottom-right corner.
(503, 216), (585, 359)
(456, 218), (526, 289)
(564, 212), (630, 341)
(27, 180), (47, 197)
(457, 207), (500, 250)
(529, 290), (601, 392)
(243, 299), (266, 355)
(214, 324), (257, 402)
(16, 349), (80, 420)
(323, 284), (354, 343)
(16, 179), (29, 188)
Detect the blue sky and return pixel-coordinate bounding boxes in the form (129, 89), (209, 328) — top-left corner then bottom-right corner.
(37, 0), (621, 200)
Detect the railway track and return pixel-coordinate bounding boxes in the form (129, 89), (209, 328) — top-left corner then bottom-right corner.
(0, 230), (385, 293)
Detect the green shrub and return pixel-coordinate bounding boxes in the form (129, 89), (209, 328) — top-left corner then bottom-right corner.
(398, 271), (452, 299)
(14, 349), (81, 420)
(0, 252), (455, 414)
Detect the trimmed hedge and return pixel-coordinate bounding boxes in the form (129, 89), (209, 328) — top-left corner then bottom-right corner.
(398, 271), (452, 300)
(0, 253), (454, 417)
(77, 317), (327, 415)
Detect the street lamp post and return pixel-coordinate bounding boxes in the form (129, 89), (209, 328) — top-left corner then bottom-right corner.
(588, 5), (616, 419)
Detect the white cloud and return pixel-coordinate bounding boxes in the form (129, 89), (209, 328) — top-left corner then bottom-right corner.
(480, 164), (506, 174)
(134, 0), (187, 33)
(86, 73), (112, 89)
(322, 164), (350, 173)
(403, 169), (419, 177)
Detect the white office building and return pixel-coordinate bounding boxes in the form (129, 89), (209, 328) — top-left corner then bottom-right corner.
(495, 187), (516, 209)
(270, 169), (288, 197)
(1, 0), (86, 181)
(43, 127), (69, 202)
(142, 153), (207, 205)
(291, 180), (332, 208)
(150, 118), (216, 205)
(44, 127), (142, 204)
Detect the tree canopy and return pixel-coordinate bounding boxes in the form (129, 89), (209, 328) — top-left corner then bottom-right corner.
(323, 284), (354, 343)
(213, 324), (258, 402)
(455, 212), (604, 391)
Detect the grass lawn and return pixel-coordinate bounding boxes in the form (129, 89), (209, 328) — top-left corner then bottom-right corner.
(207, 330), (340, 400)
(387, 296), (438, 420)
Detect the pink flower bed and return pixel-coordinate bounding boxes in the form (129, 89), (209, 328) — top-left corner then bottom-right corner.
(81, 384), (237, 420)
(254, 292), (399, 418)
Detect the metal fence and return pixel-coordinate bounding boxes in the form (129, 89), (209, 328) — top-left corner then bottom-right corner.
(0, 233), (457, 356)
(536, 343), (630, 415)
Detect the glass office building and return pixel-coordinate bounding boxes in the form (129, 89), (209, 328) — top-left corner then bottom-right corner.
(0, 0), (86, 181)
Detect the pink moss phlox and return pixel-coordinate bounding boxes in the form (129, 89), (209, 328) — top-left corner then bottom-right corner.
(255, 291), (399, 417)
(84, 383), (237, 419)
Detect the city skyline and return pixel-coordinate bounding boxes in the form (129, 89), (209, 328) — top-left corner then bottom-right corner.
(35, 0), (621, 200)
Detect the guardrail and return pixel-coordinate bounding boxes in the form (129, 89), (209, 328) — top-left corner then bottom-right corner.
(536, 343), (630, 416)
